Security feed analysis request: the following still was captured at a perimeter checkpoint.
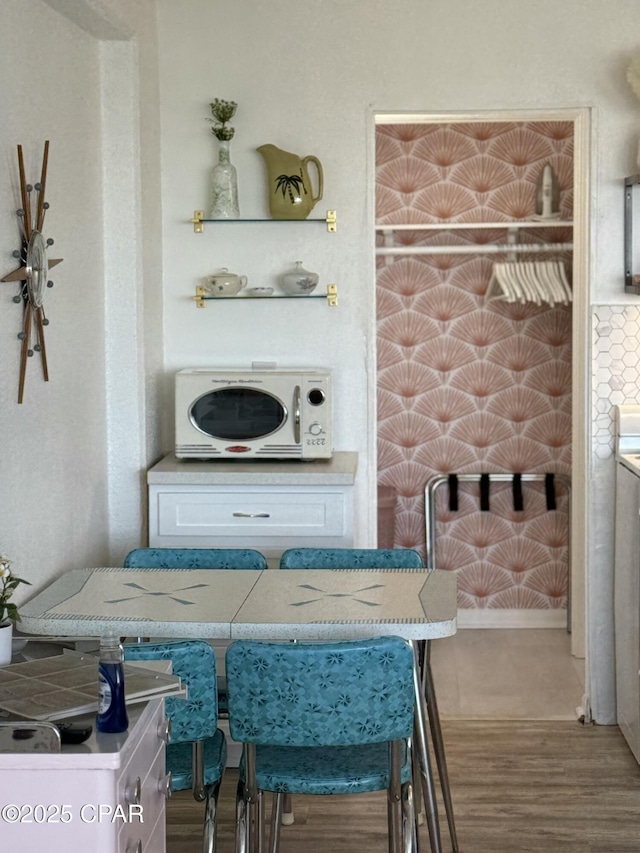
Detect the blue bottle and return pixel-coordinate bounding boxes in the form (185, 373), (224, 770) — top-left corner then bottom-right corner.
(96, 633), (128, 733)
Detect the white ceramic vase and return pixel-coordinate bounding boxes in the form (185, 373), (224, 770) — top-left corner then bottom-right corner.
(280, 260), (319, 295)
(209, 140), (240, 219)
(0, 622), (12, 666)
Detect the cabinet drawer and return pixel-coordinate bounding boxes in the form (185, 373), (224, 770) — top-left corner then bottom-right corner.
(118, 744), (166, 853)
(156, 487), (347, 539)
(115, 700), (166, 812)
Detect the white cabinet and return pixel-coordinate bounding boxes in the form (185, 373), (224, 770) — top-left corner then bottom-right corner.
(0, 699), (168, 853)
(615, 461), (640, 762)
(147, 452), (358, 566)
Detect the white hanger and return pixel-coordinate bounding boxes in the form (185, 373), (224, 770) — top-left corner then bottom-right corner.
(556, 261), (573, 302)
(501, 263), (524, 302)
(536, 261), (559, 306)
(490, 264), (515, 302)
(522, 262), (543, 305)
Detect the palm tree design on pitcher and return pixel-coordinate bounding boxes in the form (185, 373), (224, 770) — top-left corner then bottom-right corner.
(275, 170), (308, 205)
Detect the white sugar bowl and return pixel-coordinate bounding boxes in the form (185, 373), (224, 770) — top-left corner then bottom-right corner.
(205, 268), (248, 296)
(279, 261), (319, 295)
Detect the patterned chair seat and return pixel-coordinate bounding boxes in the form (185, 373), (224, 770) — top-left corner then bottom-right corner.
(242, 741), (411, 795)
(167, 730), (227, 791)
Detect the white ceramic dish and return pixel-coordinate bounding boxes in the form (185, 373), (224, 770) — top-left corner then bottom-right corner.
(247, 287), (274, 297)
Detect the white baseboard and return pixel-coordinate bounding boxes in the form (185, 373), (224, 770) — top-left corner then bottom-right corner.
(456, 609), (567, 629)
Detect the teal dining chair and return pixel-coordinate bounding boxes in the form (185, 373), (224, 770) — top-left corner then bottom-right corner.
(278, 546), (458, 852)
(226, 636), (416, 853)
(279, 547), (424, 568)
(123, 547), (268, 570)
(124, 640), (227, 853)
(122, 546), (268, 710)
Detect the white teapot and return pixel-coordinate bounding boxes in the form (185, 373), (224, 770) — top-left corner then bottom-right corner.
(205, 268), (248, 296)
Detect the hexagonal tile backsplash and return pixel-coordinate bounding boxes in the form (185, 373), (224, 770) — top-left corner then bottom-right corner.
(592, 305), (640, 459)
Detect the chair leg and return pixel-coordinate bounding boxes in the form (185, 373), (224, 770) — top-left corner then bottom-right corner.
(387, 741), (403, 853)
(193, 740), (206, 802)
(244, 744), (263, 853)
(424, 642), (459, 853)
(235, 779), (248, 853)
(269, 793), (283, 853)
(401, 781), (417, 853)
(410, 736), (424, 826)
(202, 779), (222, 853)
(257, 790), (266, 853)
(281, 792), (294, 825)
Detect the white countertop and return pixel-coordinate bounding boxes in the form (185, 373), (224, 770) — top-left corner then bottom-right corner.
(617, 453), (640, 477)
(0, 700), (157, 771)
(147, 451), (358, 485)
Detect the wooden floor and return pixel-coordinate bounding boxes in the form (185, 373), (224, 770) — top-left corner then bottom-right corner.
(166, 720), (640, 853)
(167, 631), (632, 851)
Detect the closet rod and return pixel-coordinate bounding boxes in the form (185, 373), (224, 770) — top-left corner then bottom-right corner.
(376, 221), (574, 232)
(376, 242), (573, 257)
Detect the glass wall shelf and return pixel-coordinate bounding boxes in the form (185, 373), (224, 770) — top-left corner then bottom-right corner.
(192, 284), (338, 307)
(189, 209), (337, 233)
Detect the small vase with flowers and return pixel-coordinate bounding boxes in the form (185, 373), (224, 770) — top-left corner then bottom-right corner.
(0, 555), (30, 665)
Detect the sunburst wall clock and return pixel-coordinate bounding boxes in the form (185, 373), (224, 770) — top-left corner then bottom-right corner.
(2, 141), (63, 403)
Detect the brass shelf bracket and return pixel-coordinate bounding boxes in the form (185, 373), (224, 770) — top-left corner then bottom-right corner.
(624, 175), (640, 294)
(193, 284), (206, 308)
(326, 284), (338, 306)
(191, 210), (204, 233)
(326, 210), (337, 232)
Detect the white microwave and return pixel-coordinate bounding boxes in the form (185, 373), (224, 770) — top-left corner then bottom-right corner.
(175, 368), (333, 460)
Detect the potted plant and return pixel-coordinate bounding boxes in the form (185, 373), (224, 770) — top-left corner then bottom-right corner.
(0, 555), (30, 665)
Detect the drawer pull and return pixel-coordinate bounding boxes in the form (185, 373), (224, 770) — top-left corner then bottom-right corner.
(158, 718), (171, 743)
(125, 776), (142, 806)
(159, 771), (172, 799)
(126, 840), (142, 853)
(232, 512), (271, 518)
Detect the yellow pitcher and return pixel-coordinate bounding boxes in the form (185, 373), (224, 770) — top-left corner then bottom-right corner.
(257, 144), (323, 220)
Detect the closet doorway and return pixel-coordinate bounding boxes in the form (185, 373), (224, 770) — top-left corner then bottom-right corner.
(373, 109), (589, 719)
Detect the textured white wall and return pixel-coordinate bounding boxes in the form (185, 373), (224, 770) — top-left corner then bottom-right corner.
(0, 1), (109, 598)
(0, 0), (161, 610)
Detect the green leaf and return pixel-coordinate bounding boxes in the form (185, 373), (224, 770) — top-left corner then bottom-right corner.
(5, 603), (19, 621)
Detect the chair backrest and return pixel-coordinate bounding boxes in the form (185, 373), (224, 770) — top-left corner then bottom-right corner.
(124, 640), (218, 743)
(0, 722), (61, 753)
(226, 636), (414, 747)
(123, 547), (268, 569)
(279, 547), (424, 569)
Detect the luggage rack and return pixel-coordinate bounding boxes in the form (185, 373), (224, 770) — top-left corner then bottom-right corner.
(424, 472), (572, 631)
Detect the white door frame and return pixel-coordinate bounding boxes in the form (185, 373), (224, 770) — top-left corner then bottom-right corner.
(370, 108), (591, 672)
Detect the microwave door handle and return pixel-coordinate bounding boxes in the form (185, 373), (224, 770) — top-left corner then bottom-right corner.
(293, 385), (301, 444)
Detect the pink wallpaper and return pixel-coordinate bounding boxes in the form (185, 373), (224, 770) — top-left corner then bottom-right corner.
(375, 122), (573, 611)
